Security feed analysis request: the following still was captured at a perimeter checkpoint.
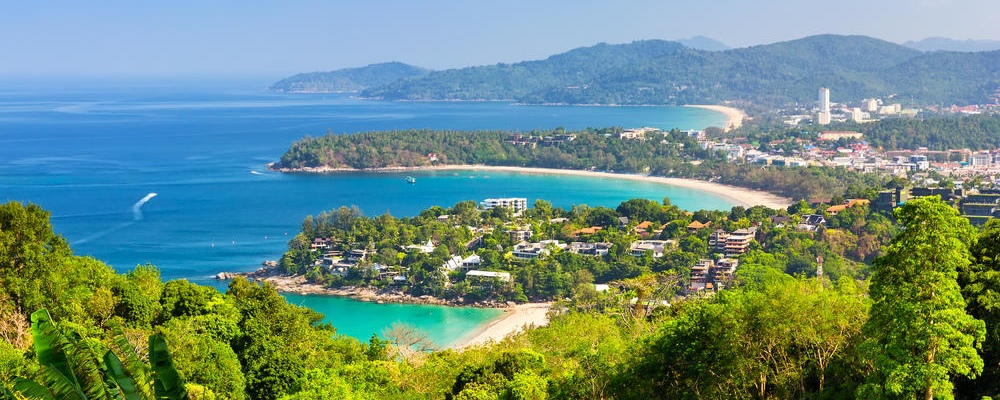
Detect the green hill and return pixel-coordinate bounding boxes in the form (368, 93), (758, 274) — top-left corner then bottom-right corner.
(362, 40), (687, 101)
(269, 62), (429, 93)
(359, 35), (1000, 106)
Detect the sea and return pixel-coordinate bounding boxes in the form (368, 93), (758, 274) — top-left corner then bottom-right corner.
(0, 78), (734, 346)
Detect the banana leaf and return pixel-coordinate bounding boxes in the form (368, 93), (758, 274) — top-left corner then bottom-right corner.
(148, 334), (187, 400)
(32, 366), (87, 400)
(29, 310), (80, 391)
(11, 377), (55, 400)
(103, 350), (144, 400)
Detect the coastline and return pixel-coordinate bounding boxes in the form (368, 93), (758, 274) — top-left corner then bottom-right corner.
(225, 270), (551, 349)
(269, 163), (792, 209)
(685, 104), (746, 132)
(451, 302), (552, 349)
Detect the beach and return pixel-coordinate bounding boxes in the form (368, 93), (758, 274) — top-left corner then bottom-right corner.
(452, 302), (552, 349)
(425, 165), (792, 209)
(686, 104), (746, 132)
(271, 164), (792, 209)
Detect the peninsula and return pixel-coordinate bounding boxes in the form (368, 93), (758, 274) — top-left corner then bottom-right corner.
(269, 125), (858, 201)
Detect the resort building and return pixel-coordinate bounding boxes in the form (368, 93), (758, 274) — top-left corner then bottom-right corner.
(481, 198), (528, 214)
(405, 239), (436, 253)
(466, 270), (512, 283)
(511, 240), (566, 260)
(568, 242), (612, 257)
(629, 240), (675, 258)
(723, 228), (755, 257)
(688, 258), (740, 293)
(708, 227), (757, 257)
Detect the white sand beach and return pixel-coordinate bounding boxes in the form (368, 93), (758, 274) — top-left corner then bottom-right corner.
(427, 165), (792, 209)
(453, 302), (552, 349)
(686, 104), (746, 132)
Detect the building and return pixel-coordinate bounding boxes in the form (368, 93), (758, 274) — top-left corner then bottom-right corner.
(818, 131), (863, 141)
(511, 240), (566, 260)
(826, 199), (870, 215)
(875, 188), (903, 215)
(851, 107), (864, 123)
(466, 270), (512, 283)
(629, 240), (675, 258)
(819, 87), (830, 113)
(708, 230), (729, 253)
(724, 228), (756, 257)
(862, 98), (879, 112)
(481, 198), (528, 214)
(960, 193), (1000, 226)
(817, 87), (831, 125)
(817, 111), (831, 125)
(970, 152), (992, 166)
(568, 242), (612, 257)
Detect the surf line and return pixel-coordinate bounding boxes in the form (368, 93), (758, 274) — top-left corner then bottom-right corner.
(75, 192), (157, 245)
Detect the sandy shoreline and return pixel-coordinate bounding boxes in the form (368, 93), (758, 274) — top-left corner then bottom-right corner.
(228, 271), (551, 350)
(452, 302), (552, 349)
(685, 104), (746, 132)
(276, 164), (792, 209)
(425, 165), (790, 209)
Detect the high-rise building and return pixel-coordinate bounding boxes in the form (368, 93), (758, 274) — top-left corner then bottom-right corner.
(819, 87), (830, 113)
(817, 87), (831, 125)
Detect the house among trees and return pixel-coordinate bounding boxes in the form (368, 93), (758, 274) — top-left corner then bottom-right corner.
(568, 242), (612, 257)
(826, 199), (870, 215)
(689, 258), (740, 293)
(686, 220), (711, 233)
(629, 240), (675, 258)
(512, 240), (566, 260)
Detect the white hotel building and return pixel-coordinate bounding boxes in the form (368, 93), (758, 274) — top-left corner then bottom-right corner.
(480, 198), (528, 214)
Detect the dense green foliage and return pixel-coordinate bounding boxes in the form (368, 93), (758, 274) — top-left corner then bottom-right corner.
(269, 62), (430, 93)
(7, 194), (1000, 399)
(860, 197), (984, 399)
(350, 35), (1000, 105)
(275, 127), (883, 200)
(814, 113), (1000, 151)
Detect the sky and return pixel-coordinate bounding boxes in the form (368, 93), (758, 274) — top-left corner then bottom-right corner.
(2, 0), (999, 78)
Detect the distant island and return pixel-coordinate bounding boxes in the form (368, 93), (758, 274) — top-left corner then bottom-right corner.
(271, 34), (1000, 106)
(270, 61), (429, 93)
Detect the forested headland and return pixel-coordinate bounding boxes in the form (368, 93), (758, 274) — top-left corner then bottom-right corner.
(271, 127), (886, 201)
(5, 192), (1000, 398)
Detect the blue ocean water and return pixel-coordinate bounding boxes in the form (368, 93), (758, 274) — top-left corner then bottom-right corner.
(0, 78), (732, 343)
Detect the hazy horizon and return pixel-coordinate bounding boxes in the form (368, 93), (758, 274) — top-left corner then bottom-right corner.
(4, 0), (1000, 78)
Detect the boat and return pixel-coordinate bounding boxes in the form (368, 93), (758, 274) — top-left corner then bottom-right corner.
(404, 176), (416, 184)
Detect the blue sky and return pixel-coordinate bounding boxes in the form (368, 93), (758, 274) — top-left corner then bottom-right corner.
(3, 0), (999, 78)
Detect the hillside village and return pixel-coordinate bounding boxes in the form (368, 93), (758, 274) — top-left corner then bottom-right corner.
(270, 190), (892, 305)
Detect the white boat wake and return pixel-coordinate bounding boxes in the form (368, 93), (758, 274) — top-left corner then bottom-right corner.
(75, 192), (157, 245)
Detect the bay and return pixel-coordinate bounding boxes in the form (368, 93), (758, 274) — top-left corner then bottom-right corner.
(0, 78), (733, 344)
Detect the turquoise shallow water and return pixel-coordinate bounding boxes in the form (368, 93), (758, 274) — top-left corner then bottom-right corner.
(282, 294), (505, 348)
(0, 78), (732, 343)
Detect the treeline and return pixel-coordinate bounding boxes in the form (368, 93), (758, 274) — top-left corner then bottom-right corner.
(848, 113), (1000, 151)
(7, 198), (1000, 398)
(274, 127), (881, 200)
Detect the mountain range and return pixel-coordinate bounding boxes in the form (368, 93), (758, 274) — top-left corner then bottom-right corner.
(902, 37), (1000, 53)
(272, 35), (1000, 106)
